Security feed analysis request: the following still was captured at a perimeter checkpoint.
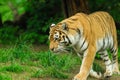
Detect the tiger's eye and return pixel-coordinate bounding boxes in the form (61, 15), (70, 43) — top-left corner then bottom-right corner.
(54, 32), (57, 34)
(62, 35), (65, 38)
(59, 32), (62, 35)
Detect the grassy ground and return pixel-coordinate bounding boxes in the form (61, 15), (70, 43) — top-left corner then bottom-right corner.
(0, 43), (120, 80)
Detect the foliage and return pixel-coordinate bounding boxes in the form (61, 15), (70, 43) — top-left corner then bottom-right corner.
(19, 29), (49, 44)
(118, 47), (120, 61)
(117, 30), (120, 45)
(0, 0), (26, 22)
(0, 0), (63, 44)
(0, 26), (18, 44)
(0, 0), (120, 44)
(25, 0), (63, 44)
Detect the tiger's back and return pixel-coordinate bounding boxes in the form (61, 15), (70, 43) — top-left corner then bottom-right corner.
(89, 11), (117, 43)
(60, 11), (117, 52)
(89, 11), (117, 52)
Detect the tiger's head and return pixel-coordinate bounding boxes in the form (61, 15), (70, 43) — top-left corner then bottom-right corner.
(49, 22), (80, 53)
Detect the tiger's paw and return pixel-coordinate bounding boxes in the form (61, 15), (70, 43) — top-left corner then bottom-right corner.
(113, 70), (120, 75)
(73, 74), (86, 80)
(95, 72), (102, 79)
(112, 66), (120, 75)
(73, 77), (80, 80)
(73, 74), (80, 80)
(89, 70), (102, 79)
(104, 71), (112, 78)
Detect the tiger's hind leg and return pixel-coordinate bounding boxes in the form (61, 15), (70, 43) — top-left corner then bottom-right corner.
(110, 47), (120, 75)
(99, 50), (113, 77)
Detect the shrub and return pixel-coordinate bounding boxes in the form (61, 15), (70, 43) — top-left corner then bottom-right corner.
(0, 26), (18, 44)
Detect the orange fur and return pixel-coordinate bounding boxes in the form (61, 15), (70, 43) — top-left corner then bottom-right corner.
(49, 11), (119, 80)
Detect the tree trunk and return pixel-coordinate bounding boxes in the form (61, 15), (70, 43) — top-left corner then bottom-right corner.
(62, 0), (89, 18)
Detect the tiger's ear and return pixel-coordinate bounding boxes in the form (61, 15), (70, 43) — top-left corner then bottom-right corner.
(50, 23), (55, 28)
(62, 22), (68, 31)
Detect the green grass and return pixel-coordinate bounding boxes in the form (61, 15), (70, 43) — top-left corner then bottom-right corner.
(0, 73), (12, 80)
(1, 63), (24, 73)
(31, 51), (80, 79)
(93, 62), (104, 73)
(0, 43), (119, 80)
(0, 43), (81, 79)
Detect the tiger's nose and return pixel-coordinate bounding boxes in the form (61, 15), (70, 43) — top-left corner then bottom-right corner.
(50, 48), (54, 51)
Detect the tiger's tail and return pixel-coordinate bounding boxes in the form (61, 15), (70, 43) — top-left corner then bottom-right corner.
(110, 19), (120, 74)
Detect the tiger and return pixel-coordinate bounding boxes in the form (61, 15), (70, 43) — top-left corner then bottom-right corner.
(49, 11), (120, 80)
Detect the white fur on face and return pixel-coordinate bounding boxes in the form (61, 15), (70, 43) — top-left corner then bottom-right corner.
(54, 32), (59, 40)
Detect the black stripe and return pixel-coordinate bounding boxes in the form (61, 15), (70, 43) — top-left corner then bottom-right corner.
(110, 43), (114, 52)
(114, 49), (117, 53)
(79, 52), (83, 58)
(103, 54), (108, 57)
(110, 49), (117, 53)
(112, 61), (116, 64)
(110, 48), (114, 53)
(82, 44), (89, 52)
(113, 55), (116, 60)
(100, 38), (105, 51)
(80, 37), (87, 50)
(77, 28), (81, 35)
(99, 53), (104, 55)
(66, 35), (72, 44)
(103, 59), (109, 62)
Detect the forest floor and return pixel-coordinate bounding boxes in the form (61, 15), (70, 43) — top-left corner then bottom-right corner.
(30, 61), (120, 80)
(0, 44), (120, 80)
(30, 45), (120, 80)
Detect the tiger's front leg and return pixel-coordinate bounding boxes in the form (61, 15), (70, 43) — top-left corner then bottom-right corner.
(74, 46), (96, 80)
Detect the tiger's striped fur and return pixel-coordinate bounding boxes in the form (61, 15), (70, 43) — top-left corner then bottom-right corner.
(49, 11), (119, 80)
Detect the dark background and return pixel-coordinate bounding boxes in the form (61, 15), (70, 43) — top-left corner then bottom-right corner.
(0, 0), (120, 45)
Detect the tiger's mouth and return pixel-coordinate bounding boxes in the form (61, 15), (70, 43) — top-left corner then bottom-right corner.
(52, 47), (73, 54)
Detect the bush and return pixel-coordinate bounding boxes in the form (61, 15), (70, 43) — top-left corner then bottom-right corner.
(0, 26), (18, 44)
(24, 0), (63, 44)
